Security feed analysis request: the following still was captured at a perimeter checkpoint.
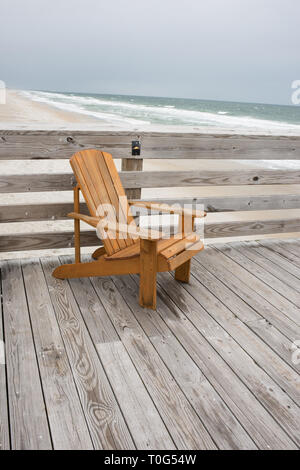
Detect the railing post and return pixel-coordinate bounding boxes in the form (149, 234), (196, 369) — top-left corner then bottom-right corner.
(122, 139), (143, 200)
(122, 158), (143, 199)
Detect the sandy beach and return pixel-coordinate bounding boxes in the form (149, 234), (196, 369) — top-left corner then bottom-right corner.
(1, 89), (300, 259)
(0, 89), (108, 129)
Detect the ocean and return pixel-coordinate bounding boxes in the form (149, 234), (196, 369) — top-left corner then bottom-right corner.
(21, 89), (300, 134)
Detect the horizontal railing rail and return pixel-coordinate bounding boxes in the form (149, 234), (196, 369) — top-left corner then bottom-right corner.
(1, 194), (300, 224)
(1, 169), (300, 193)
(1, 217), (300, 253)
(1, 130), (300, 253)
(1, 131), (300, 159)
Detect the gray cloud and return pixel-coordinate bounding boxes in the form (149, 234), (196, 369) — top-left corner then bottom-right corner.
(1, 0), (300, 104)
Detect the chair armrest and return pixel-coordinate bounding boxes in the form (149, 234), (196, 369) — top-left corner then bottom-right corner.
(100, 221), (165, 241)
(69, 213), (164, 240)
(128, 201), (206, 218)
(68, 212), (100, 227)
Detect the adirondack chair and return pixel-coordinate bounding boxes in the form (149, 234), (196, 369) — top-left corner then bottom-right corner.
(53, 149), (206, 309)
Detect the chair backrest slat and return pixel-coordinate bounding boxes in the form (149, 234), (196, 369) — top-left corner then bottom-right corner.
(70, 149), (137, 255)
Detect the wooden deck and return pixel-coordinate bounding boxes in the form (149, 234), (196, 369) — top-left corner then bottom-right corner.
(0, 238), (300, 450)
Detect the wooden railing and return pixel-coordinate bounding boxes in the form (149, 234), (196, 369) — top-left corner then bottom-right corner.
(1, 130), (300, 253)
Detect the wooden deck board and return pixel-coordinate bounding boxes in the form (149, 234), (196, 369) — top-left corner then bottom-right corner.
(41, 257), (134, 450)
(259, 240), (300, 269)
(187, 258), (300, 426)
(195, 248), (300, 342)
(0, 238), (299, 450)
(63, 265), (175, 450)
(193, 248), (300, 374)
(230, 241), (300, 295)
(89, 270), (216, 450)
(1, 260), (52, 450)
(113, 274), (257, 450)
(201, 247), (300, 330)
(218, 243), (300, 309)
(212, 245), (300, 326)
(0, 266), (10, 450)
(21, 259), (93, 450)
(245, 241), (300, 287)
(156, 272), (298, 449)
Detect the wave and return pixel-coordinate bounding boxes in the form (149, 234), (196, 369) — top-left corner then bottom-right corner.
(21, 90), (300, 133)
(21, 90), (150, 125)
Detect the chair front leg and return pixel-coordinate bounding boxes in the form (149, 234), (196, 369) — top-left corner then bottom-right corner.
(139, 238), (158, 309)
(74, 185), (81, 263)
(175, 260), (191, 283)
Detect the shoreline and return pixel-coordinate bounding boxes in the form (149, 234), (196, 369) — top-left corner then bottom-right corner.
(0, 89), (109, 129)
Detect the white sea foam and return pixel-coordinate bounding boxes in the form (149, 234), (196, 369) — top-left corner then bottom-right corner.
(21, 90), (300, 134)
(21, 90), (150, 125)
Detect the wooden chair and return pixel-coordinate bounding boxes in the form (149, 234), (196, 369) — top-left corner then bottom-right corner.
(53, 149), (206, 309)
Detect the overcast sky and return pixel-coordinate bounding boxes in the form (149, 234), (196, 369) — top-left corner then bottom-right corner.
(1, 0), (299, 104)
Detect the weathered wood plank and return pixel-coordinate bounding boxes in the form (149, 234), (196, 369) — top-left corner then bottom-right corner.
(210, 245), (300, 327)
(239, 240), (300, 291)
(251, 240), (300, 279)
(0, 173), (76, 193)
(64, 267), (175, 450)
(222, 242), (300, 309)
(0, 267), (10, 450)
(160, 270), (300, 445)
(0, 131), (136, 160)
(1, 216), (300, 253)
(1, 260), (52, 449)
(21, 259), (94, 450)
(41, 257), (134, 450)
(156, 272), (297, 449)
(0, 230), (100, 252)
(89, 272), (217, 449)
(189, 252), (300, 400)
(98, 342), (175, 450)
(204, 217), (300, 238)
(1, 131), (300, 159)
(140, 134), (300, 159)
(195, 248), (300, 340)
(198, 194), (300, 212)
(122, 169), (300, 188)
(0, 202), (88, 223)
(258, 240), (300, 269)
(113, 274), (257, 449)
(191, 247), (300, 373)
(275, 239), (300, 260)
(1, 168), (300, 193)
(2, 193), (300, 224)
